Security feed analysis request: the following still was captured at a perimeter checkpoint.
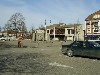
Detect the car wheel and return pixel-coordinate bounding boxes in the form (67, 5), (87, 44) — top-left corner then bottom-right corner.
(67, 49), (73, 57)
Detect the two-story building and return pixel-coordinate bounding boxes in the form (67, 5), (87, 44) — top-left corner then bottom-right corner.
(65, 24), (84, 41)
(35, 23), (84, 41)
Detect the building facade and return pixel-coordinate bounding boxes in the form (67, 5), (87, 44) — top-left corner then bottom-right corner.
(33, 23), (84, 41)
(85, 10), (100, 40)
(65, 24), (84, 41)
(32, 29), (45, 41)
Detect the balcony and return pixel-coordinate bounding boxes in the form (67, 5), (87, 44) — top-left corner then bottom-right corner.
(94, 30), (98, 32)
(94, 25), (98, 27)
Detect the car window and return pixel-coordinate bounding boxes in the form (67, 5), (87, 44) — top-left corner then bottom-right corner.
(73, 41), (83, 47)
(90, 41), (100, 47)
(84, 41), (100, 48)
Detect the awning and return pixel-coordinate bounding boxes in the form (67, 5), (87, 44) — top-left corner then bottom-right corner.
(85, 35), (99, 37)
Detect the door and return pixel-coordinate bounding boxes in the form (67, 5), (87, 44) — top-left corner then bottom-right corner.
(82, 41), (96, 57)
(72, 41), (84, 56)
(95, 48), (100, 58)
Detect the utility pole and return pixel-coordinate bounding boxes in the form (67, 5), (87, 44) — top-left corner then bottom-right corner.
(54, 26), (55, 40)
(75, 18), (79, 41)
(74, 24), (77, 41)
(45, 19), (47, 41)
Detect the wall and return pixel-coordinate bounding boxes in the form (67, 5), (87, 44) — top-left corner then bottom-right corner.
(65, 25), (84, 41)
(32, 33), (36, 41)
(77, 25), (84, 41)
(36, 33), (44, 41)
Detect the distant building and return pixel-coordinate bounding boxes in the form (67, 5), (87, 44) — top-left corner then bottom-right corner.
(85, 10), (100, 40)
(32, 29), (45, 41)
(65, 24), (84, 41)
(45, 23), (65, 41)
(33, 23), (84, 41)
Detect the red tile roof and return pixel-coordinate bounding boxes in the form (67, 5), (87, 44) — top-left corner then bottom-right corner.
(85, 10), (100, 21)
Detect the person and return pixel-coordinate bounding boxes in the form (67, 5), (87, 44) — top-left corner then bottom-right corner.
(18, 34), (23, 48)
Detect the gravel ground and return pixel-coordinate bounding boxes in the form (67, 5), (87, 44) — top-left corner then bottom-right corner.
(0, 40), (63, 75)
(0, 40), (100, 75)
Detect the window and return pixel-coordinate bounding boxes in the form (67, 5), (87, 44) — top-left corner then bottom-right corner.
(87, 25), (90, 28)
(73, 42), (83, 47)
(93, 15), (100, 19)
(71, 29), (74, 34)
(88, 28), (90, 31)
(47, 30), (49, 33)
(89, 41), (100, 47)
(68, 29), (70, 34)
(93, 22), (98, 27)
(94, 28), (98, 32)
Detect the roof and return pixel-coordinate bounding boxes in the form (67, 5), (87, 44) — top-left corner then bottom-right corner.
(85, 10), (100, 21)
(39, 23), (82, 30)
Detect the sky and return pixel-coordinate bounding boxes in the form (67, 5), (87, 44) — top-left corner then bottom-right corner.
(0, 0), (100, 30)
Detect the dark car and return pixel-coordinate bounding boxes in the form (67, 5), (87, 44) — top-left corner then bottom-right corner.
(61, 41), (100, 58)
(95, 41), (100, 45)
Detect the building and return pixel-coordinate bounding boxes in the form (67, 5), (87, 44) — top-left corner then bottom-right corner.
(32, 29), (45, 41)
(65, 24), (84, 41)
(85, 10), (100, 40)
(45, 23), (65, 41)
(34, 23), (84, 41)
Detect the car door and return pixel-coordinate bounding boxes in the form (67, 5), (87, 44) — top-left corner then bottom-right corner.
(95, 48), (100, 58)
(83, 41), (96, 57)
(71, 41), (84, 56)
(91, 42), (100, 58)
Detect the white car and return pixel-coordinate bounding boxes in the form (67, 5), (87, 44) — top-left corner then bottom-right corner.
(0, 37), (7, 41)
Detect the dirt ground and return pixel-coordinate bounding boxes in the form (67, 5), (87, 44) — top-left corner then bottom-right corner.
(0, 40), (100, 75)
(0, 40), (66, 75)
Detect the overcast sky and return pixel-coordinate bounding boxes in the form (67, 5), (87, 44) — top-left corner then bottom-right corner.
(0, 0), (100, 30)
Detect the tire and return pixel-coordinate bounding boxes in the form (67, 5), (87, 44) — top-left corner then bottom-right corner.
(67, 49), (73, 57)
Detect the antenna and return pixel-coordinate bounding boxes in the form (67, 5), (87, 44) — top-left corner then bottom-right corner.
(50, 20), (51, 23)
(45, 19), (46, 25)
(45, 19), (46, 30)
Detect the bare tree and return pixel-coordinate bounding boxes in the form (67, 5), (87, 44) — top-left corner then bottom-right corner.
(5, 12), (27, 37)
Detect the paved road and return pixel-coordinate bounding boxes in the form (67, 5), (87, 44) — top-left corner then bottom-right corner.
(0, 40), (100, 75)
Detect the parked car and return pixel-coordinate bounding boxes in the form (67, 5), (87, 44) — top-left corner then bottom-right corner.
(61, 41), (100, 58)
(0, 36), (16, 41)
(94, 41), (100, 45)
(0, 36), (7, 41)
(6, 36), (16, 41)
